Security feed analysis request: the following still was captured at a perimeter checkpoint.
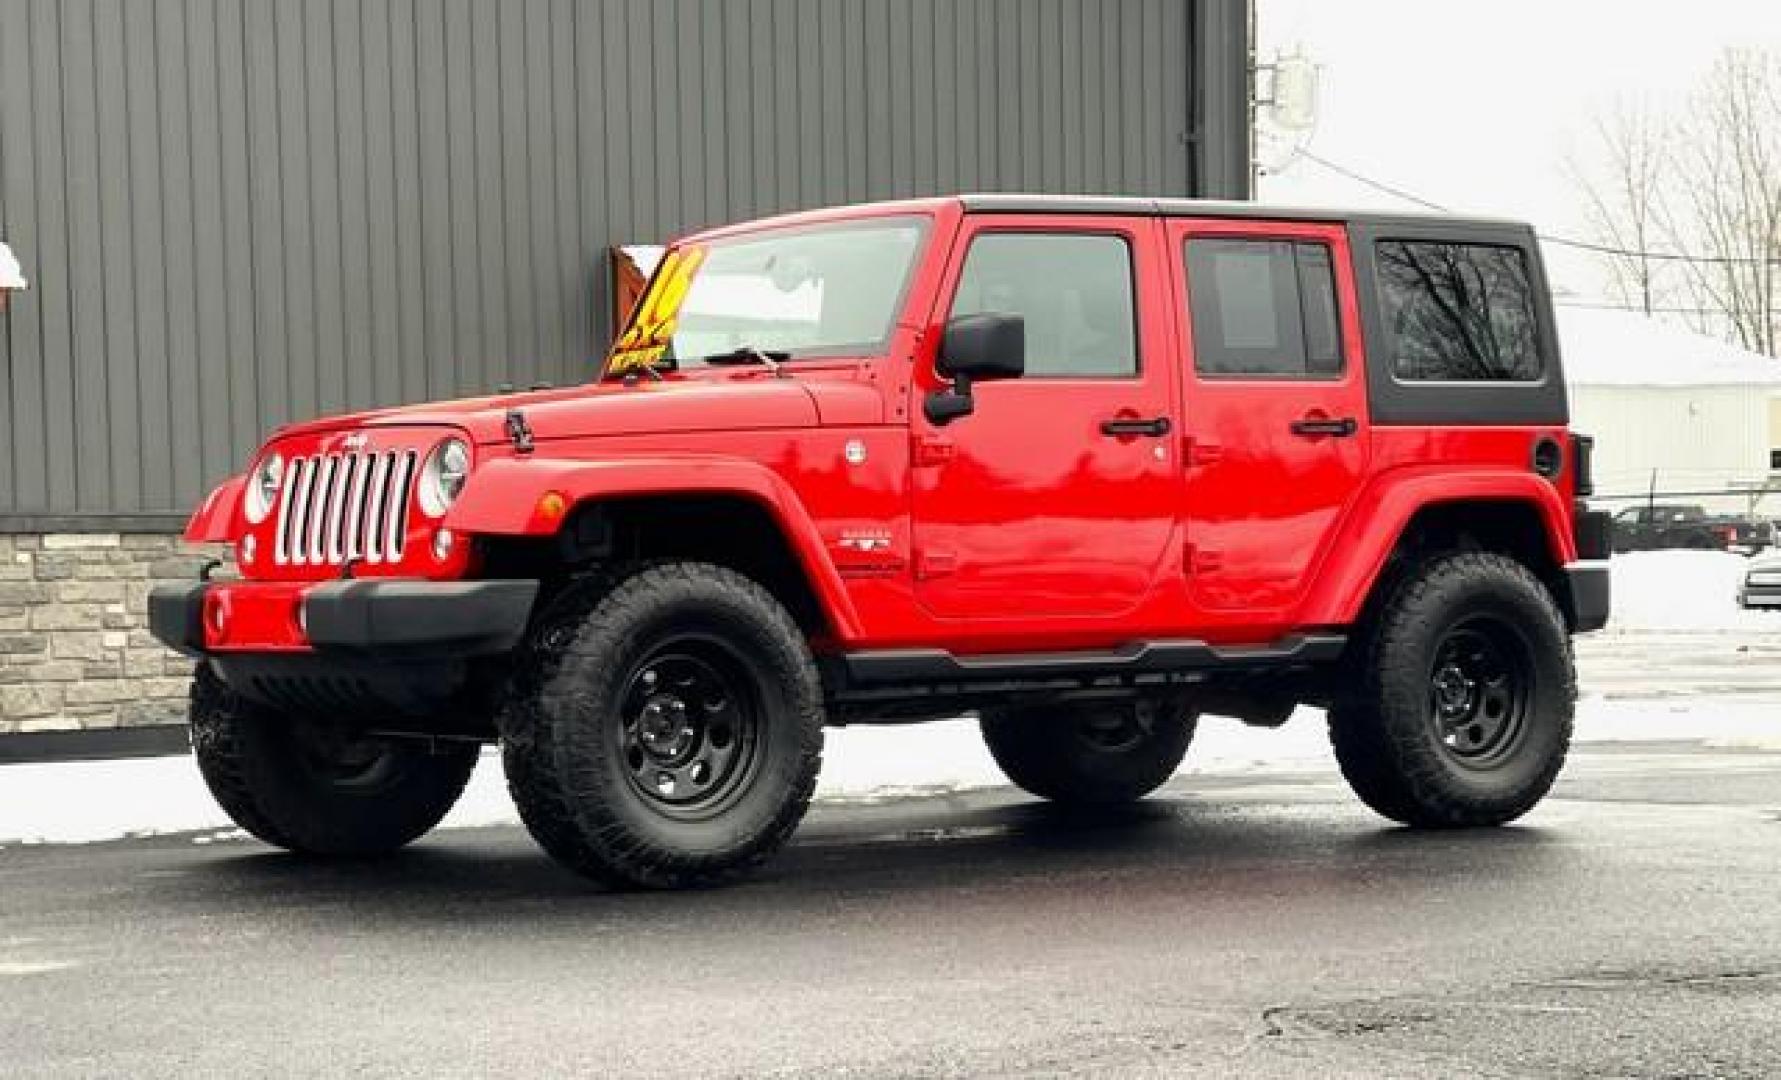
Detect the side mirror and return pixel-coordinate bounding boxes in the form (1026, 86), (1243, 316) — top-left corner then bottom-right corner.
(925, 313), (1024, 425)
(938, 312), (1025, 381)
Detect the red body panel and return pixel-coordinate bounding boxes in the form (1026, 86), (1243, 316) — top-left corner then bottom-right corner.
(183, 474), (247, 543)
(1165, 218), (1373, 627)
(908, 213), (1179, 624)
(194, 196), (1585, 657)
(200, 581), (312, 653)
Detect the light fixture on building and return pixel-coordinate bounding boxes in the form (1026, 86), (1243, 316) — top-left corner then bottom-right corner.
(1252, 45), (1322, 182)
(0, 241), (26, 314)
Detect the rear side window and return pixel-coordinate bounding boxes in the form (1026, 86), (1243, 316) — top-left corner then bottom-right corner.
(950, 233), (1137, 377)
(1185, 239), (1343, 377)
(1376, 240), (1542, 382)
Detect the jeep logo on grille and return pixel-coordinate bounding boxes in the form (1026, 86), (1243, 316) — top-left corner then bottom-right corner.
(342, 433), (369, 451)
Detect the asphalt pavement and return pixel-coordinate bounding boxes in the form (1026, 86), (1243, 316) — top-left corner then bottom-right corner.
(3, 734), (1779, 1078)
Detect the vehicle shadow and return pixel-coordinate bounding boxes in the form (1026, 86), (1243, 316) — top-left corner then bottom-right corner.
(154, 788), (1569, 926)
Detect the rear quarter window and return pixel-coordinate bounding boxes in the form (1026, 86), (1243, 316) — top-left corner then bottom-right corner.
(1376, 240), (1542, 382)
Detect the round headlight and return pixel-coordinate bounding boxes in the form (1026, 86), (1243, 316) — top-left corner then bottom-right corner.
(418, 438), (471, 518)
(243, 453), (283, 524)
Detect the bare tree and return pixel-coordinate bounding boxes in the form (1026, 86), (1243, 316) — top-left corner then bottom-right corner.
(1572, 48), (1781, 356)
(1672, 49), (1781, 357)
(1571, 103), (1673, 317)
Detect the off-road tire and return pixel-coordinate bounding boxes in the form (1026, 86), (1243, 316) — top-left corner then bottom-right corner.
(498, 562), (825, 889)
(188, 665), (480, 855)
(1330, 552), (1575, 828)
(979, 702), (1196, 805)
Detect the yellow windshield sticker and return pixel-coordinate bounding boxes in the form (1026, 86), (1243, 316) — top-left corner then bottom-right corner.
(606, 246), (707, 376)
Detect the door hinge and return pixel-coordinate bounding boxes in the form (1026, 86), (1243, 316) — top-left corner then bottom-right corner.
(912, 434), (955, 468)
(1182, 437), (1223, 467)
(916, 550), (957, 580)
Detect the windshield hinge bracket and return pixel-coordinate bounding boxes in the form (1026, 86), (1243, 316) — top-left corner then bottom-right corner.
(505, 408), (535, 454)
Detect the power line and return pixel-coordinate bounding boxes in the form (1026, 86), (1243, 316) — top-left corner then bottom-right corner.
(1294, 149), (1781, 267)
(1552, 298), (1727, 315)
(1541, 233), (1781, 267)
(1295, 149), (1451, 212)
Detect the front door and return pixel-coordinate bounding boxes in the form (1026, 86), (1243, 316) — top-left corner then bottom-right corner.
(910, 215), (1177, 623)
(1168, 219), (1372, 624)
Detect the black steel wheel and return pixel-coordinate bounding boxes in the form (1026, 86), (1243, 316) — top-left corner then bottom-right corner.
(980, 700), (1196, 805)
(1427, 619), (1533, 768)
(617, 640), (764, 818)
(499, 562), (824, 889)
(1330, 552), (1575, 828)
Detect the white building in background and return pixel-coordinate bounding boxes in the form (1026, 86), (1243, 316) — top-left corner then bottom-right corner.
(1560, 307), (1781, 514)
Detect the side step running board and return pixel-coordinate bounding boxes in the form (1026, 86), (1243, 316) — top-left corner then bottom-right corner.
(838, 634), (1347, 688)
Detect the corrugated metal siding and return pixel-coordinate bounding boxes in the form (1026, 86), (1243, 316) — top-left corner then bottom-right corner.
(1571, 384), (1777, 505)
(0, 0), (1246, 518)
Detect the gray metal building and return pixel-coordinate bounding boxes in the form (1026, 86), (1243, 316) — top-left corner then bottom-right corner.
(0, 0), (1250, 530)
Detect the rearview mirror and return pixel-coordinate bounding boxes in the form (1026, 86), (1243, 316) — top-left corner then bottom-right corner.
(925, 313), (1025, 426)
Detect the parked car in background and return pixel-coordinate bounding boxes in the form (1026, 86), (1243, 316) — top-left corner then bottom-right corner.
(1612, 503), (1773, 554)
(1738, 553), (1781, 608)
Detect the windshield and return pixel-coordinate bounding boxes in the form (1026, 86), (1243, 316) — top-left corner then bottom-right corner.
(605, 215), (928, 378)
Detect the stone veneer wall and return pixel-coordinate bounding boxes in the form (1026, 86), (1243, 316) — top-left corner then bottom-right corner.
(0, 533), (224, 733)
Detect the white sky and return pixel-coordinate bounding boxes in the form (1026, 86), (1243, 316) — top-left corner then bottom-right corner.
(1256, 0), (1781, 302)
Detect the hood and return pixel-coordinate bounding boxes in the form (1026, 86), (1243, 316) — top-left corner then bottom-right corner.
(269, 374), (823, 447)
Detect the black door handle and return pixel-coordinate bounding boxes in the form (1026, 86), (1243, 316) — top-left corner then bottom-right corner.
(1100, 416), (1172, 438)
(1289, 416), (1357, 438)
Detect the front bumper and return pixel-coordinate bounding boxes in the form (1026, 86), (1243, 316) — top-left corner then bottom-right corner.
(149, 578), (539, 659)
(1564, 561), (1611, 633)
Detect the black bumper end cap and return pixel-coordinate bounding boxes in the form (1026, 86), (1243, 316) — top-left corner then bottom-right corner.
(147, 582), (211, 657)
(1564, 562), (1611, 633)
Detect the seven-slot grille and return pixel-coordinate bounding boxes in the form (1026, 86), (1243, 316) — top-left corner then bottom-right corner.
(274, 450), (418, 567)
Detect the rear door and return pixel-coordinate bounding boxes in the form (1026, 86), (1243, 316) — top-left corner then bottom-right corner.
(910, 215), (1178, 621)
(1167, 219), (1371, 623)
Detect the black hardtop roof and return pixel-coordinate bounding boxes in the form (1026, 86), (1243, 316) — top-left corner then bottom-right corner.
(957, 192), (1534, 236)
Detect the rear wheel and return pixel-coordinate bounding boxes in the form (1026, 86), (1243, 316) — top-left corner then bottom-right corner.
(979, 701), (1196, 805)
(1330, 552), (1575, 827)
(499, 562), (824, 889)
(188, 666), (479, 856)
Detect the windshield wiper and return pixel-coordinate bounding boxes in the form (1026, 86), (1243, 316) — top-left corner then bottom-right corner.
(700, 347), (791, 377)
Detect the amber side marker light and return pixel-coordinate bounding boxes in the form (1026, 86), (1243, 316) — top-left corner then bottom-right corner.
(536, 491), (568, 523)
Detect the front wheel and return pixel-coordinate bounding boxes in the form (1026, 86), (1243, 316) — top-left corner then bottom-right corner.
(1330, 552), (1575, 827)
(979, 701), (1196, 805)
(499, 563), (825, 889)
(188, 666), (480, 856)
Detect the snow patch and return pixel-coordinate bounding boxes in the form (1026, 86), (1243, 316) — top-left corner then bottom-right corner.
(1607, 551), (1775, 631)
(1558, 306), (1781, 389)
(0, 961), (77, 977)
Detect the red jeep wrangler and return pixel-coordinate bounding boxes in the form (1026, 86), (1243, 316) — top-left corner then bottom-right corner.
(152, 195), (1611, 888)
